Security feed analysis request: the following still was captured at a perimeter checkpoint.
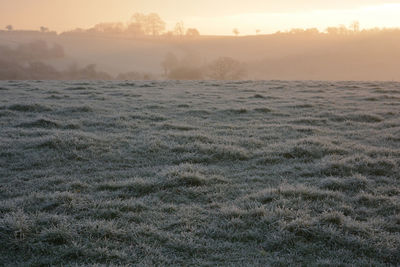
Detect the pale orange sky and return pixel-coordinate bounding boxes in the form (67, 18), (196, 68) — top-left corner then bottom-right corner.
(1, 0), (400, 35)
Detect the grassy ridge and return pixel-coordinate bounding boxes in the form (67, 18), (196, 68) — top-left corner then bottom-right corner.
(0, 80), (399, 265)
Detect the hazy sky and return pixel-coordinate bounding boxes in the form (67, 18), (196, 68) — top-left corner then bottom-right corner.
(1, 0), (400, 34)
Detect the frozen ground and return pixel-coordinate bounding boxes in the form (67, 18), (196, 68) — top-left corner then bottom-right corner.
(0, 80), (399, 265)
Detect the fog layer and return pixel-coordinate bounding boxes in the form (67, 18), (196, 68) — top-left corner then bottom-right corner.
(1, 26), (399, 80)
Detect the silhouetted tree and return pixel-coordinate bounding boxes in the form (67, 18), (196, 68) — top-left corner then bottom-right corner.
(126, 22), (143, 37)
(206, 57), (246, 80)
(174, 21), (185, 37)
(186, 28), (200, 37)
(5, 25), (13, 31)
(131, 13), (146, 29)
(350, 21), (360, 33)
(338, 24), (349, 35)
(326, 27), (339, 35)
(40, 26), (49, 33)
(131, 13), (166, 36)
(147, 13), (166, 36)
(325, 25), (350, 35)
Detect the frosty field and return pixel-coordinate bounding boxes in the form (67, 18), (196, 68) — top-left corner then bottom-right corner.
(0, 80), (399, 266)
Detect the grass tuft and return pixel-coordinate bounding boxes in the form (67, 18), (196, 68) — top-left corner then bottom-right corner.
(8, 103), (52, 112)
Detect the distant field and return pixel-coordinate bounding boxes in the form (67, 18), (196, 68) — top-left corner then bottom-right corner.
(0, 80), (399, 266)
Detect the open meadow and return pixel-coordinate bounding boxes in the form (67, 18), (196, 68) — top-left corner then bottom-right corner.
(0, 80), (399, 265)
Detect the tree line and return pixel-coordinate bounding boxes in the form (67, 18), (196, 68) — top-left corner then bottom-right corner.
(0, 40), (247, 80)
(63, 13), (200, 38)
(6, 14), (400, 38)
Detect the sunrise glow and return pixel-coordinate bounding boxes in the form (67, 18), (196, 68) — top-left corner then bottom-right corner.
(184, 3), (400, 35)
(1, 1), (400, 34)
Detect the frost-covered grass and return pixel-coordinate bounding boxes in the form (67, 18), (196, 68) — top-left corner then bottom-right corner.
(0, 80), (399, 266)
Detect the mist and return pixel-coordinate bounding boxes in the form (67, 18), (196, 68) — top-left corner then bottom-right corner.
(1, 15), (400, 81)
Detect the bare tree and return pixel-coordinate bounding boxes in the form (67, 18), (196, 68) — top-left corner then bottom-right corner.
(5, 25), (13, 31)
(233, 28), (240, 36)
(132, 13), (166, 36)
(174, 21), (185, 37)
(147, 13), (166, 36)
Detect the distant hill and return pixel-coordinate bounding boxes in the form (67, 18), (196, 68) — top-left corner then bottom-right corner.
(0, 29), (399, 80)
